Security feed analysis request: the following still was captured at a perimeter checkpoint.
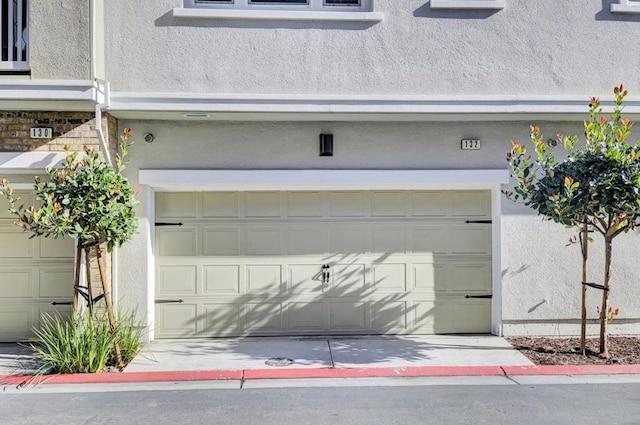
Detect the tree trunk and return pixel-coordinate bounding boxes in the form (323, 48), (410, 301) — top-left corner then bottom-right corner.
(73, 245), (82, 315)
(580, 221), (588, 355)
(95, 244), (123, 369)
(599, 236), (612, 357)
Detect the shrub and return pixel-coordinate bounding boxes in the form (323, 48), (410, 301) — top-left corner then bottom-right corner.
(30, 310), (144, 374)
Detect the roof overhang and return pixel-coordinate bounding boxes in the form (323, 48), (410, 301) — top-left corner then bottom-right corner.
(108, 92), (640, 122)
(0, 80), (102, 111)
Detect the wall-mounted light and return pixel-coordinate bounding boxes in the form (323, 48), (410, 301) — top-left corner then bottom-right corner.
(144, 133), (155, 143)
(319, 133), (333, 157)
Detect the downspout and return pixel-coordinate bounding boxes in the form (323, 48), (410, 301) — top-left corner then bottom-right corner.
(90, 0), (119, 305)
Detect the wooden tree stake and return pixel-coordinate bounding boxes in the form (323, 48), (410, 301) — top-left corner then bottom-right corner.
(96, 244), (123, 369)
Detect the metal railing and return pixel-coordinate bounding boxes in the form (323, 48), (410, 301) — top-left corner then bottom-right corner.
(1, 0), (28, 71)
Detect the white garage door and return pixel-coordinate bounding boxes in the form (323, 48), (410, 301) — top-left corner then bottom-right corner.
(154, 190), (492, 338)
(0, 191), (74, 342)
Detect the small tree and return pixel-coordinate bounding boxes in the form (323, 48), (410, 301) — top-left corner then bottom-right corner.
(505, 85), (640, 358)
(0, 130), (138, 368)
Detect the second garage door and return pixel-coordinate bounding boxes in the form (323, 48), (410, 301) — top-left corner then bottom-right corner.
(154, 190), (492, 338)
(0, 191), (74, 342)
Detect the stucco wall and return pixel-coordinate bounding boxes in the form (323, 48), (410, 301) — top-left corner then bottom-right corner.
(115, 118), (640, 336)
(105, 0), (640, 95)
(30, 0), (90, 80)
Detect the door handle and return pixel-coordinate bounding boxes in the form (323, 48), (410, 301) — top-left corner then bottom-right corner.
(322, 264), (331, 284)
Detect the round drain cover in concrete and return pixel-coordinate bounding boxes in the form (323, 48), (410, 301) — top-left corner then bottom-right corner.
(265, 357), (295, 367)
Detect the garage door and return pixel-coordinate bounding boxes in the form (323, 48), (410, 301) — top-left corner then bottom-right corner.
(0, 191), (74, 342)
(155, 190), (492, 338)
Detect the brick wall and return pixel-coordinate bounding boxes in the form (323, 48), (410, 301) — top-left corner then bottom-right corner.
(0, 111), (118, 162)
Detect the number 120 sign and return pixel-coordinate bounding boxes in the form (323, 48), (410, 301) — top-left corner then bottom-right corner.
(461, 139), (481, 150)
(30, 128), (53, 139)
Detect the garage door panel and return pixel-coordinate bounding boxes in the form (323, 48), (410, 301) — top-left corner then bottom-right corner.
(0, 230), (34, 258)
(329, 302), (366, 331)
(449, 226), (491, 255)
(156, 192), (198, 219)
(372, 263), (407, 293)
(38, 269), (72, 298)
(288, 302), (324, 331)
(0, 307), (32, 341)
(203, 265), (240, 295)
(203, 303), (241, 332)
(245, 227), (281, 255)
(158, 228), (197, 256)
(39, 237), (74, 259)
(452, 300), (491, 333)
(413, 262), (437, 292)
(451, 191), (491, 217)
(286, 192), (323, 217)
(329, 227), (367, 254)
(411, 191), (448, 217)
(0, 270), (32, 298)
(371, 191), (406, 217)
(289, 264), (324, 294)
(330, 264), (366, 296)
(156, 304), (198, 337)
(329, 192), (365, 217)
(287, 227), (325, 255)
(159, 265), (197, 295)
(449, 262), (491, 292)
(245, 192), (281, 217)
(372, 301), (408, 331)
(412, 227), (448, 254)
(203, 192), (239, 218)
(372, 227), (406, 254)
(413, 300), (448, 332)
(246, 265), (283, 293)
(203, 228), (239, 256)
(246, 302), (283, 332)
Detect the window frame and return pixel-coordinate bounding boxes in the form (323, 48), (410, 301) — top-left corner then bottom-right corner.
(0, 0), (29, 71)
(185, 0), (371, 12)
(611, 0), (640, 14)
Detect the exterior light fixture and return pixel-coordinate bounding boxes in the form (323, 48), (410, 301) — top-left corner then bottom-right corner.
(319, 133), (333, 156)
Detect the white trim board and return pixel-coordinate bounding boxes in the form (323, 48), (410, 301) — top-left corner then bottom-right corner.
(430, 0), (505, 10)
(108, 92), (640, 122)
(0, 152), (69, 170)
(139, 169), (510, 191)
(172, 7), (383, 22)
(611, 1), (640, 13)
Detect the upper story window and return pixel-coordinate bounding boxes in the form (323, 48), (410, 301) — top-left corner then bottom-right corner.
(0, 0), (28, 71)
(185, 0), (371, 12)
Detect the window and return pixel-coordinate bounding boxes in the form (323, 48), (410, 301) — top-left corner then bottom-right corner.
(0, 0), (28, 71)
(186, 0), (370, 12)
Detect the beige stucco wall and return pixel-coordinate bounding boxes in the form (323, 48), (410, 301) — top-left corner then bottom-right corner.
(105, 0), (640, 95)
(115, 119), (640, 337)
(30, 0), (90, 80)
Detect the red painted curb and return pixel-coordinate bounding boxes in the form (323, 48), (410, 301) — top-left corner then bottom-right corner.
(243, 366), (505, 380)
(503, 364), (640, 376)
(0, 370), (242, 386)
(3, 364), (640, 385)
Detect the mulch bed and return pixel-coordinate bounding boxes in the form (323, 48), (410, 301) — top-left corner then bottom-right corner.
(507, 336), (640, 365)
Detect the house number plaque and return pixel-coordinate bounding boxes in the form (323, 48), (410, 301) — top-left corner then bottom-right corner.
(461, 139), (481, 150)
(30, 128), (53, 139)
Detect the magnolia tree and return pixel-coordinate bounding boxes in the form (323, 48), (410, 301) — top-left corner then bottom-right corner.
(0, 130), (138, 368)
(505, 85), (640, 358)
